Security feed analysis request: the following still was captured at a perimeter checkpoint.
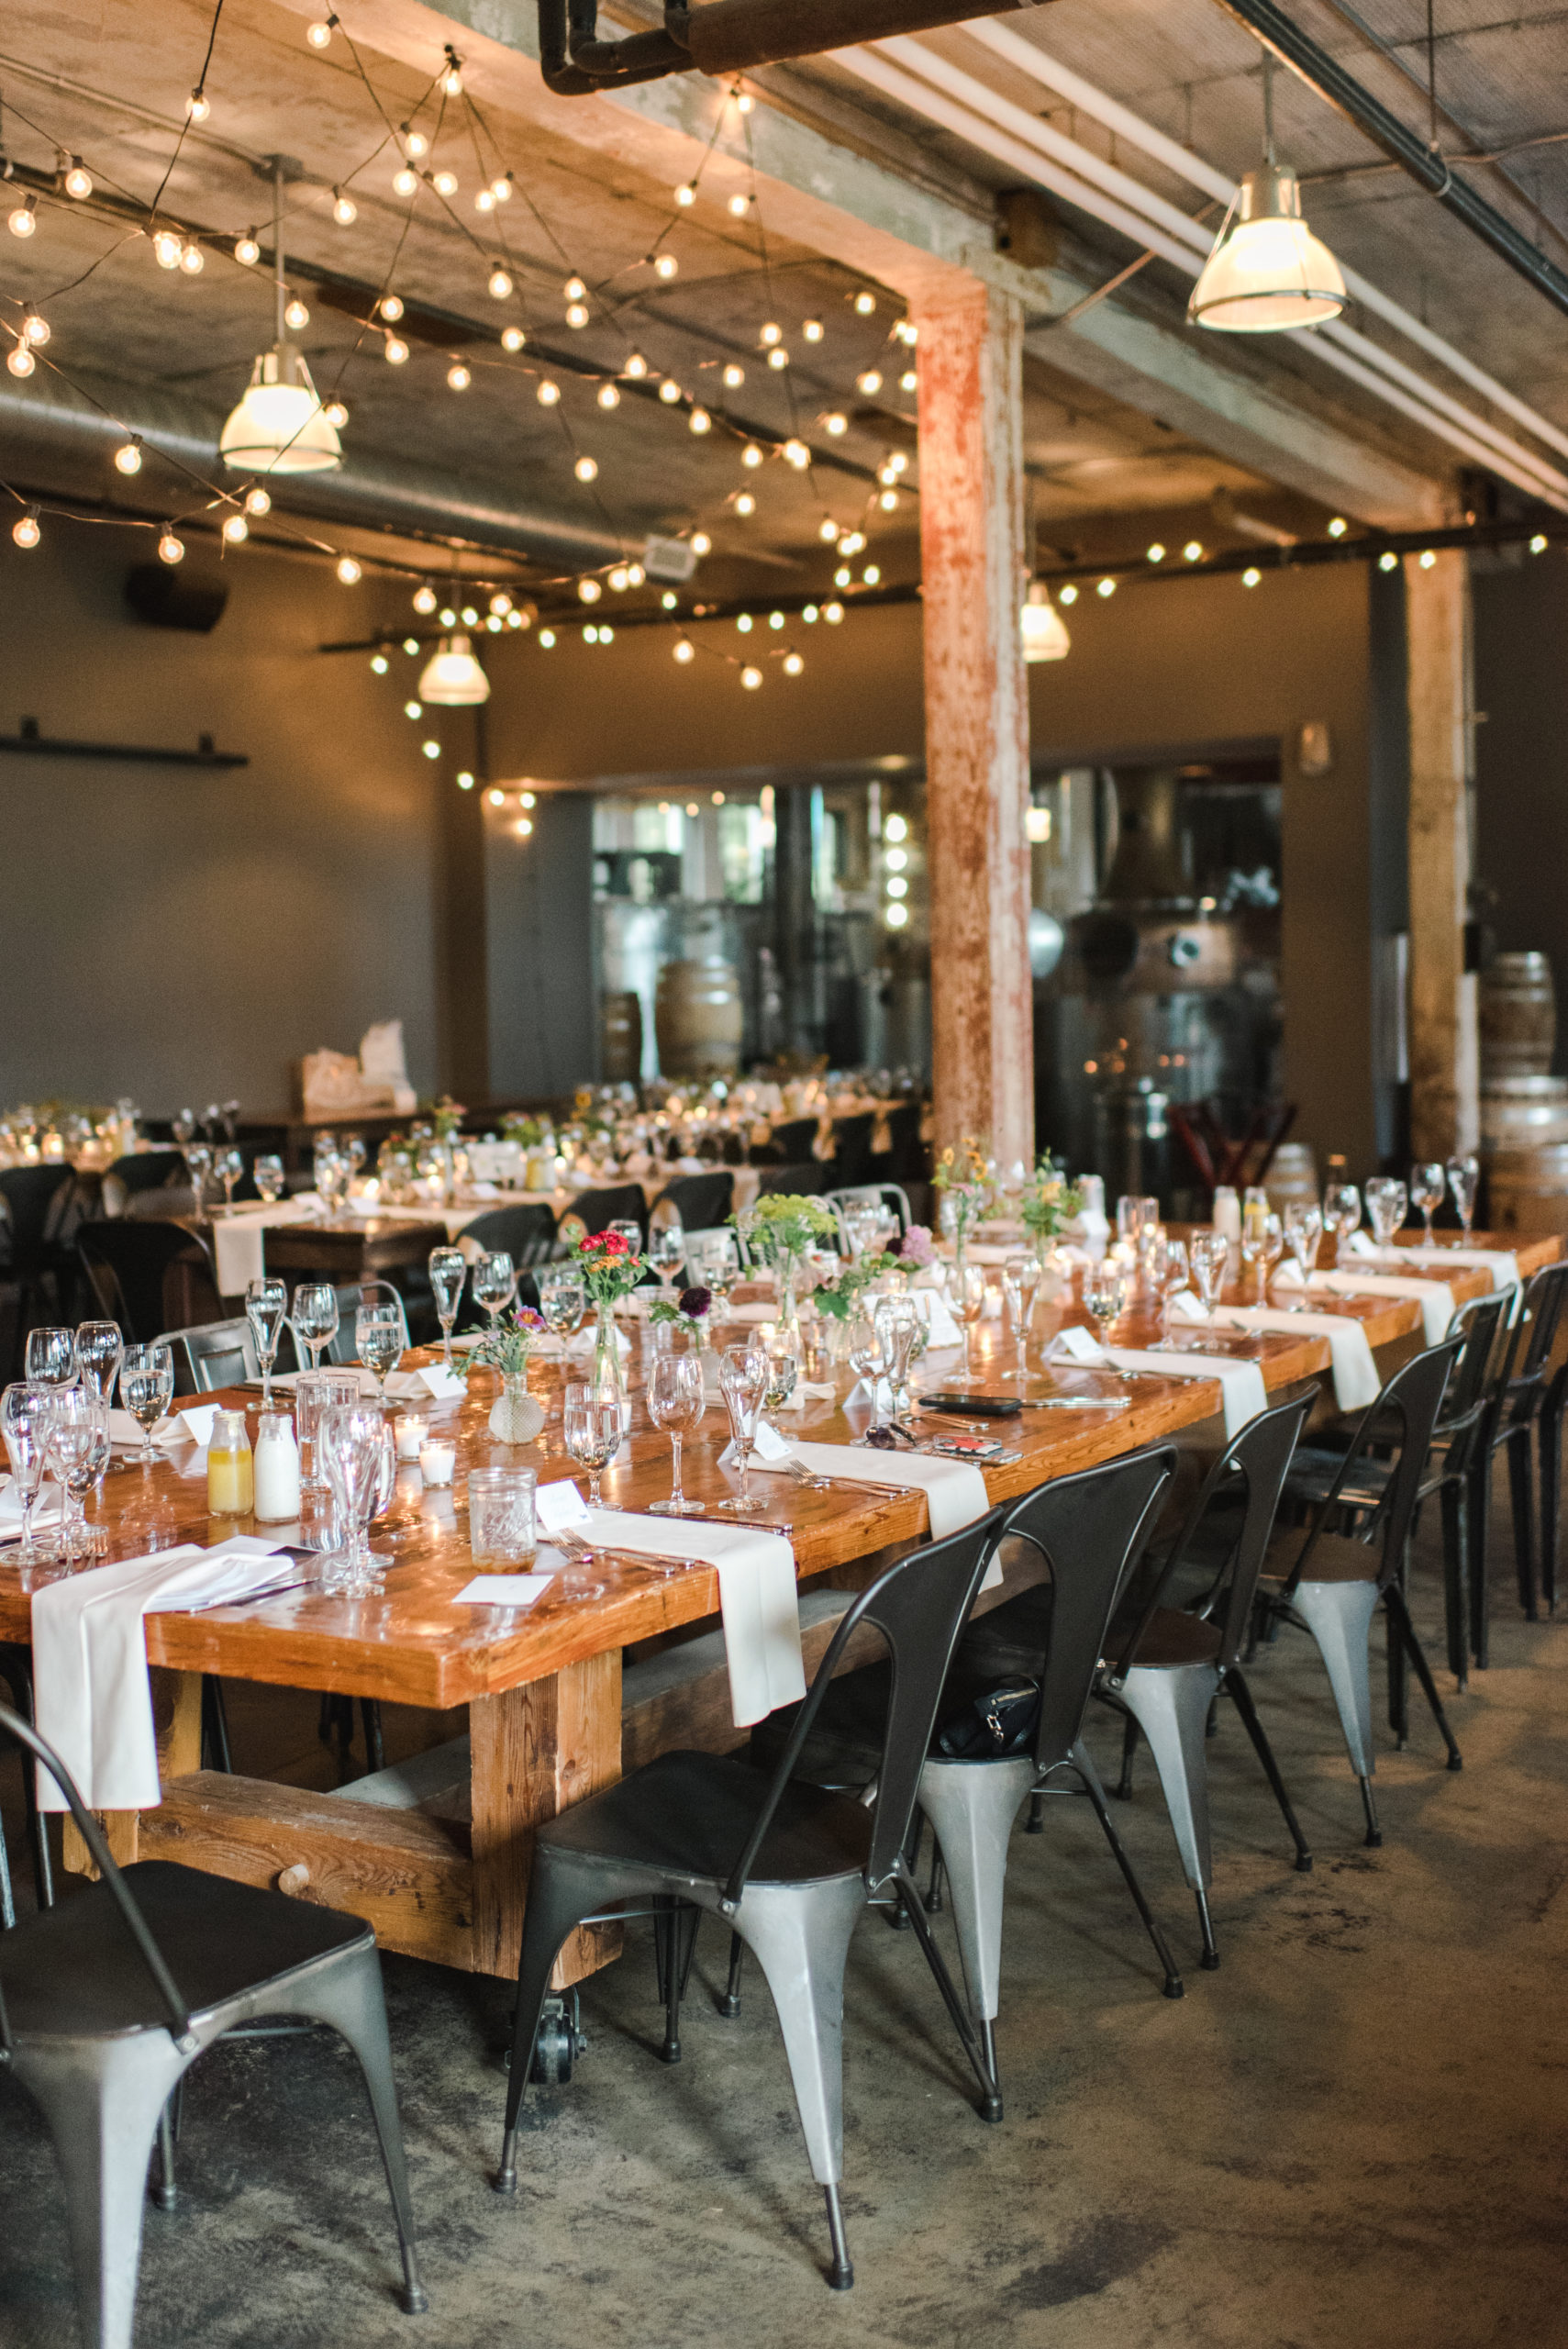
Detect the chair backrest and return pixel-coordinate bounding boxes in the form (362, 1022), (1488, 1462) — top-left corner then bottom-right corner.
(1503, 1261), (1568, 1402)
(1442, 1291), (1511, 1437)
(1001, 1446), (1177, 1766)
(322, 1280), (411, 1364)
(0, 1165), (76, 1259)
(765, 1118), (819, 1164)
(872, 1100), (925, 1183)
(77, 1220), (217, 1343)
(831, 1113), (876, 1188)
(460, 1203), (559, 1266)
(565, 1184), (648, 1242)
(158, 1317), (260, 1396)
(1110, 1397), (1312, 1679)
(756, 1161), (828, 1199)
(1284, 1334), (1463, 1593)
(106, 1151), (187, 1199)
(725, 1512), (1004, 1902)
(657, 1171), (735, 1231)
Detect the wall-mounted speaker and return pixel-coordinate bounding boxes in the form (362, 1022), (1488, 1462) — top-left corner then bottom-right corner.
(123, 565), (229, 633)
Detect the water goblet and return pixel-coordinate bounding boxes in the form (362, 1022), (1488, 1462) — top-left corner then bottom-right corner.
(716, 1346), (768, 1513)
(75, 1319), (123, 1407)
(246, 1276), (288, 1408)
(1322, 1181), (1362, 1266)
(119, 1343), (174, 1466)
(562, 1380), (624, 1510)
(647, 1352), (706, 1520)
(1410, 1162), (1446, 1245)
(1189, 1230), (1230, 1332)
(25, 1327), (77, 1389)
(1446, 1154), (1479, 1246)
(1281, 1201), (1323, 1304)
(473, 1250), (517, 1332)
(1240, 1211), (1284, 1302)
(428, 1246), (467, 1368)
(1158, 1240), (1191, 1342)
(47, 1388), (110, 1561)
(356, 1299), (405, 1407)
(3, 1381), (55, 1561)
(1364, 1176), (1408, 1251)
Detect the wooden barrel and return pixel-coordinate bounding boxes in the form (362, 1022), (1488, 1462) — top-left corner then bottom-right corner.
(1485, 1144), (1568, 1238)
(654, 958), (743, 1077)
(1263, 1141), (1318, 1215)
(1480, 1074), (1568, 1152)
(1479, 952), (1555, 1078)
(600, 990), (643, 1083)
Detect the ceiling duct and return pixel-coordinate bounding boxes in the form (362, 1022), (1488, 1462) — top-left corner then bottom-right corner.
(538, 0), (1034, 94)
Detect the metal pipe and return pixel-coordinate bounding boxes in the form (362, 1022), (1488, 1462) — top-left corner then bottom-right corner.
(1207, 0), (1568, 320)
(538, 0), (1030, 92)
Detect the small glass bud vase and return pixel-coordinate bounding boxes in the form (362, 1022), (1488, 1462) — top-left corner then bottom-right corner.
(488, 1368), (544, 1445)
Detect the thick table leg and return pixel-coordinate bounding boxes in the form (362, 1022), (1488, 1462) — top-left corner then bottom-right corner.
(61, 1668), (203, 1876)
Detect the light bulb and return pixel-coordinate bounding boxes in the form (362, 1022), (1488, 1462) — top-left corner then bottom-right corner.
(658, 379), (682, 405)
(490, 591), (512, 615)
(461, 606), (478, 626)
(560, 275), (585, 302)
(1059, 584), (1078, 606)
(8, 198), (37, 239)
(1242, 566), (1262, 586)
(64, 161), (92, 199)
(433, 170), (458, 196)
(608, 567), (628, 591)
(737, 613), (753, 633)
(783, 439), (809, 469)
(741, 442), (763, 469)
(854, 290), (876, 315)
(885, 902), (908, 929)
(579, 577), (602, 602)
(491, 175), (511, 201)
(728, 193), (749, 218)
(740, 665), (762, 690)
(6, 346), (34, 379)
(181, 241), (205, 274)
(574, 455), (598, 481)
(423, 740), (440, 759)
(22, 314), (47, 346)
(337, 555), (361, 584)
(539, 629), (556, 647)
(153, 230), (182, 270)
(385, 336), (409, 364)
(863, 564), (880, 585)
(442, 63), (463, 95)
(488, 269), (513, 299)
(1188, 165), (1345, 331)
(818, 518), (839, 542)
(371, 654), (388, 673)
(244, 485), (271, 514)
(332, 189), (357, 225)
(403, 637), (418, 653)
(1328, 517), (1348, 538)
(323, 398), (349, 429)
(406, 130), (429, 159)
(689, 406), (711, 434)
(769, 609), (784, 629)
(597, 382), (619, 409)
(722, 363), (745, 389)
(628, 562), (644, 584)
(784, 651), (804, 675)
(856, 369), (882, 395)
(114, 440), (142, 475)
(600, 625), (615, 644)
(767, 348), (788, 372)
(841, 531), (864, 553)
(413, 583), (438, 614)
(736, 491), (756, 516)
(506, 608), (524, 628)
(187, 86), (210, 121)
(895, 320), (917, 345)
(447, 361), (471, 390)
(735, 89), (754, 113)
(537, 378), (560, 406)
(474, 189), (495, 214)
(652, 252), (678, 280)
(803, 603), (819, 620)
(1147, 542), (1166, 563)
(802, 317), (824, 342)
(900, 369), (917, 392)
(284, 295), (308, 328)
(690, 531), (711, 556)
(624, 351), (648, 379)
(394, 168), (417, 197)
(306, 17), (333, 48)
(879, 487), (899, 512)
(1378, 551), (1398, 572)
(675, 183), (696, 206)
(674, 640), (695, 664)
(824, 600), (843, 623)
(502, 326), (526, 352)
(439, 609), (455, 628)
(565, 302), (589, 328)
(158, 529), (184, 564)
(1096, 577), (1116, 598)
(823, 412), (847, 436)
(405, 700), (422, 719)
(235, 233), (260, 265)
(1183, 540), (1203, 562)
(222, 513), (248, 543)
(834, 565), (851, 587)
(487, 787), (505, 805)
(11, 509), (39, 548)
(458, 771), (474, 788)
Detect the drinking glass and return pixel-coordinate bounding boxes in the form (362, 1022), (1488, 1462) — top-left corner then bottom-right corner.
(690, 1230), (739, 1309)
(172, 1108), (195, 1155)
(319, 1401), (391, 1592)
(562, 1381), (623, 1509)
(291, 1281), (339, 1374)
(217, 1147), (244, 1212)
(1240, 1211), (1284, 1301)
(313, 1139), (344, 1216)
(297, 1367), (361, 1495)
(1323, 1182), (1362, 1266)
(184, 1141), (213, 1212)
(3, 1381), (54, 1561)
(1446, 1154), (1479, 1245)
(25, 1328), (76, 1388)
(1189, 1230), (1230, 1329)
(1364, 1176), (1408, 1250)
(119, 1342), (174, 1465)
(1000, 1254), (1041, 1381)
(75, 1319), (123, 1406)
(873, 1295), (921, 1414)
(952, 1261), (988, 1381)
(246, 1275), (288, 1408)
(356, 1300), (405, 1405)
(1411, 1161), (1446, 1245)
(606, 1219), (643, 1252)
(1116, 1195), (1155, 1247)
(847, 1308), (888, 1425)
(428, 1246), (467, 1367)
(1083, 1260), (1127, 1346)
(48, 1389), (110, 1560)
(473, 1251), (517, 1332)
(467, 1466), (538, 1564)
(647, 1351), (706, 1519)
(761, 1331), (800, 1431)
(252, 1153), (285, 1206)
(1158, 1239), (1191, 1341)
(648, 1223), (685, 1295)
(716, 1346), (768, 1513)
(539, 1265), (586, 1342)
(1282, 1201), (1323, 1301)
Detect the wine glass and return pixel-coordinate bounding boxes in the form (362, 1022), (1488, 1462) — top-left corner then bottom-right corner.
(1280, 1201), (1323, 1305)
(847, 1308), (888, 1428)
(1240, 1211), (1284, 1302)
(291, 1281), (339, 1374)
(319, 1402), (392, 1593)
(606, 1219), (643, 1252)
(1446, 1154), (1479, 1246)
(252, 1153), (286, 1206)
(1000, 1254), (1041, 1382)
(648, 1222), (685, 1297)
(172, 1108), (195, 1155)
(692, 1229), (739, 1310)
(1189, 1230), (1230, 1331)
(1083, 1260), (1127, 1352)
(562, 1380), (624, 1510)
(428, 1246), (467, 1367)
(25, 1327), (77, 1388)
(75, 1319), (124, 1406)
(1322, 1181), (1361, 1266)
(3, 1381), (55, 1561)
(1410, 1162), (1446, 1245)
(473, 1251), (517, 1332)
(47, 1388), (110, 1561)
(119, 1343), (174, 1466)
(647, 1351), (706, 1519)
(1115, 1195), (1153, 1248)
(217, 1147), (245, 1213)
(1157, 1239), (1191, 1342)
(1363, 1176), (1408, 1251)
(246, 1275), (288, 1408)
(873, 1295), (921, 1416)
(716, 1346), (767, 1514)
(952, 1261), (988, 1382)
(356, 1299), (405, 1407)
(539, 1265), (586, 1345)
(185, 1141), (214, 1213)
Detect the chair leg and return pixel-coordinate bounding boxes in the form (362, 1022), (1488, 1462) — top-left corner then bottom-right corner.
(1439, 1480), (1470, 1691)
(1383, 1581), (1463, 1772)
(1385, 1542), (1411, 1748)
(1114, 1664), (1221, 1968)
(890, 1855), (1003, 2123)
(1470, 1445), (1494, 1669)
(0, 1647), (54, 1907)
(1283, 1576), (1382, 1846)
(1071, 1741), (1184, 1998)
(1023, 1790), (1044, 1834)
(718, 1930), (745, 2019)
(361, 1699), (386, 1776)
(1540, 1370), (1566, 1615)
(915, 1755), (1035, 2040)
(1115, 1711), (1139, 1799)
(200, 1676), (232, 1774)
(1507, 1426), (1540, 1621)
(1221, 1669), (1312, 1873)
(652, 1902), (689, 2064)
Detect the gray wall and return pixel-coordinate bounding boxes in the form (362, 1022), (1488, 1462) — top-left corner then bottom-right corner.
(484, 790), (597, 1098)
(0, 530), (442, 1116)
(1473, 551), (1568, 1073)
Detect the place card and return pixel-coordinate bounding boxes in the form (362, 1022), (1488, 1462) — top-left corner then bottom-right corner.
(417, 1364), (468, 1401)
(719, 1419), (794, 1465)
(1049, 1325), (1103, 1364)
(536, 1479), (592, 1532)
(454, 1574), (555, 1608)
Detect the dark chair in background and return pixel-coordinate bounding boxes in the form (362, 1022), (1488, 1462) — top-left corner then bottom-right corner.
(563, 1184), (648, 1243)
(754, 1117), (819, 1167)
(655, 1171), (734, 1231)
(755, 1161), (828, 1199)
(455, 1204), (559, 1319)
(104, 1151), (188, 1207)
(829, 1113), (875, 1189)
(0, 1164), (80, 1351)
(78, 1222), (221, 1344)
(158, 1318), (259, 1397)
(1471, 1262), (1568, 1632)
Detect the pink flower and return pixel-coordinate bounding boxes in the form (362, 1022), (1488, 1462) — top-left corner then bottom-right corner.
(900, 1224), (936, 1266)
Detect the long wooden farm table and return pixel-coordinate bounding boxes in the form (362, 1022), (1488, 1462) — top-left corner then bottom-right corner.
(1, 1229), (1554, 1987)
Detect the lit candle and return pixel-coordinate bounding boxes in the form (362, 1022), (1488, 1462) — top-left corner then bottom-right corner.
(396, 1413), (428, 1461)
(419, 1436), (456, 1486)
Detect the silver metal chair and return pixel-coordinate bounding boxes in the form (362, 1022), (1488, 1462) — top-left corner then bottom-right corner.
(323, 1279), (411, 1364)
(156, 1316), (257, 1396)
(825, 1183), (912, 1253)
(0, 1702), (427, 2349)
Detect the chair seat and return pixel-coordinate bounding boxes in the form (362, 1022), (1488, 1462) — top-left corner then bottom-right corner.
(0, 1860), (370, 2038)
(539, 1748), (873, 1886)
(1284, 1444), (1392, 1510)
(1118, 1608), (1224, 1672)
(1261, 1528), (1381, 1589)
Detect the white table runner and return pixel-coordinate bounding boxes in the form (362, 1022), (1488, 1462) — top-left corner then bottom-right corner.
(1217, 1306), (1381, 1410)
(1348, 1236), (1521, 1295)
(1275, 1264), (1456, 1343)
(577, 1509), (803, 1726)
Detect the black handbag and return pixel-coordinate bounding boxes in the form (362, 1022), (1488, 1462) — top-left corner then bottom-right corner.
(934, 1678), (1040, 1759)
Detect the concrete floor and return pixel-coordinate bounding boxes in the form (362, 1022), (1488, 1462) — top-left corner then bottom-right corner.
(2, 1500), (1566, 2349)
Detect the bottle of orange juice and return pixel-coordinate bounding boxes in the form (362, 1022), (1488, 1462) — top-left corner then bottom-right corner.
(207, 1409), (254, 1515)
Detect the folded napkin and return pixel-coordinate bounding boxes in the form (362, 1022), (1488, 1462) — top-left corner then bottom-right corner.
(1347, 1231), (1521, 1296)
(756, 1440), (993, 1543)
(1217, 1307), (1380, 1410)
(258, 1368), (382, 1399)
(384, 1365), (467, 1403)
(0, 1478), (68, 1537)
(31, 1537), (298, 1813)
(106, 1403), (217, 1452)
(1275, 1263), (1455, 1344)
(1048, 1328), (1264, 1437)
(210, 1199), (316, 1296)
(578, 1510), (803, 1726)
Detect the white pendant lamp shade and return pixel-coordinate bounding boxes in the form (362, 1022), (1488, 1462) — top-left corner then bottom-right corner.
(219, 343), (342, 473)
(1188, 165), (1346, 332)
(418, 632), (491, 706)
(1019, 580), (1071, 662)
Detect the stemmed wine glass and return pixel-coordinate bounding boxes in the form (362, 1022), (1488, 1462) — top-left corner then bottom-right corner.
(1363, 1176), (1408, 1252)
(1410, 1162), (1446, 1246)
(428, 1246), (467, 1368)
(184, 1142), (214, 1214)
(1282, 1202), (1323, 1305)
(873, 1295), (921, 1416)
(647, 1221), (685, 1297)
(1189, 1230), (1230, 1336)
(26, 1328), (77, 1388)
(252, 1154), (286, 1207)
(473, 1251), (517, 1333)
(1157, 1239), (1191, 1342)
(120, 1342), (174, 1465)
(1001, 1254), (1041, 1382)
(355, 1297), (405, 1408)
(47, 1389), (110, 1561)
(951, 1262), (987, 1382)
(1083, 1260), (1129, 1368)
(318, 1402), (394, 1594)
(1322, 1181), (1362, 1266)
(538, 1265), (586, 1348)
(1446, 1154), (1479, 1246)
(75, 1319), (124, 1407)
(647, 1351), (706, 1520)
(847, 1310), (889, 1431)
(562, 1380), (623, 1510)
(246, 1276), (288, 1408)
(606, 1219), (643, 1252)
(1240, 1211), (1284, 1302)
(3, 1381), (55, 1561)
(291, 1281), (339, 1375)
(717, 1346), (767, 1514)
(217, 1147), (245, 1213)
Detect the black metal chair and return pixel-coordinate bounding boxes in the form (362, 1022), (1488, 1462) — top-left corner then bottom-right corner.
(157, 1318), (258, 1397)
(0, 1701), (427, 2348)
(495, 1513), (1006, 2291)
(755, 1116), (819, 1167)
(755, 1161), (828, 1198)
(77, 1222), (218, 1345)
(830, 1112), (875, 1188)
(563, 1183), (648, 1242)
(457, 1204), (560, 1318)
(1098, 1394), (1315, 1970)
(104, 1151), (188, 1205)
(0, 1646), (53, 1910)
(655, 1171), (734, 1231)
(1471, 1262), (1568, 1632)
(0, 1164), (79, 1339)
(1255, 1336), (1464, 1848)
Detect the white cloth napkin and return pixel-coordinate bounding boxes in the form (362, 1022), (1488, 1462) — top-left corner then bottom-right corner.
(0, 1479), (68, 1537)
(106, 1403), (217, 1453)
(577, 1509), (803, 1726)
(756, 1440), (992, 1542)
(1048, 1330), (1265, 1436)
(1275, 1263), (1455, 1344)
(31, 1537), (299, 1813)
(1347, 1232), (1521, 1295)
(1217, 1307), (1381, 1410)
(209, 1199), (316, 1297)
(384, 1365), (468, 1403)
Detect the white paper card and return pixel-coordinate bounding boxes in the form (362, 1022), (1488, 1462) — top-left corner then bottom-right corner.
(177, 1403), (218, 1447)
(536, 1479), (592, 1531)
(455, 1574), (555, 1608)
(417, 1364), (468, 1400)
(1050, 1325), (1103, 1364)
(916, 1292), (963, 1346)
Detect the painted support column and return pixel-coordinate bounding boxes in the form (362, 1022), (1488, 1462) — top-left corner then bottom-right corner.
(1405, 550), (1479, 1161)
(912, 276), (1034, 1168)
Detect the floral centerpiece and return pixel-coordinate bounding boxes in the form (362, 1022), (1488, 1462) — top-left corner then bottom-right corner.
(899, 1224), (937, 1270)
(649, 1285), (713, 1353)
(566, 1224), (649, 1402)
(1019, 1158), (1083, 1265)
(812, 1251), (895, 1322)
(930, 1136), (992, 1273)
(470, 1305), (549, 1443)
(736, 1194), (839, 1339)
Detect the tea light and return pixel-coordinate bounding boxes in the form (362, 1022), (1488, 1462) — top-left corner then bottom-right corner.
(396, 1413), (429, 1461)
(419, 1436), (456, 1486)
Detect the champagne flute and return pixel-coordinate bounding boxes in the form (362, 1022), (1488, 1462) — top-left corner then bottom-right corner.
(717, 1345), (767, 1513)
(1411, 1161), (1446, 1246)
(217, 1146), (245, 1213)
(75, 1319), (124, 1407)
(3, 1380), (54, 1561)
(473, 1250), (517, 1333)
(1446, 1154), (1479, 1246)
(1281, 1201), (1323, 1304)
(47, 1389), (110, 1561)
(291, 1281), (339, 1375)
(1363, 1176), (1408, 1251)
(647, 1351), (706, 1520)
(246, 1275), (288, 1408)
(1189, 1230), (1230, 1334)
(952, 1261), (988, 1383)
(1158, 1239), (1191, 1343)
(563, 1380), (623, 1510)
(1322, 1181), (1361, 1267)
(119, 1343), (173, 1466)
(26, 1328), (77, 1388)
(1001, 1254), (1041, 1382)
(355, 1299), (405, 1408)
(1240, 1211), (1283, 1302)
(428, 1246), (467, 1368)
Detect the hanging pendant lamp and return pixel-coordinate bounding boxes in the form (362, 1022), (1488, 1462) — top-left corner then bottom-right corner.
(1019, 579), (1070, 662)
(220, 160), (342, 473)
(1188, 59), (1345, 333)
(418, 632), (490, 705)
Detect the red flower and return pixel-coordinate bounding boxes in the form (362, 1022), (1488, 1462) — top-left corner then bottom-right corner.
(595, 1232), (629, 1256)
